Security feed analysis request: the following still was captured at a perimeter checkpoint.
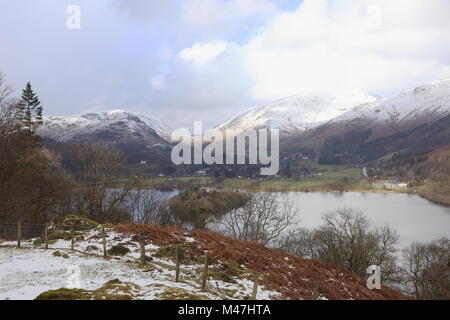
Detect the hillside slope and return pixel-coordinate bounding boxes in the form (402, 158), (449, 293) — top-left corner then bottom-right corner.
(215, 91), (376, 134)
(283, 79), (450, 164)
(418, 147), (450, 205)
(390, 143), (450, 206)
(0, 223), (408, 300)
(38, 111), (174, 165)
(38, 110), (172, 143)
(330, 78), (450, 140)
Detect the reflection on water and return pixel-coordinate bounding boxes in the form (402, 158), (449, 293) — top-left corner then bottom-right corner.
(146, 189), (449, 249)
(276, 192), (450, 249)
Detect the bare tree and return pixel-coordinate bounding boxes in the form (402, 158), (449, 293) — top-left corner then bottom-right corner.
(277, 208), (400, 283)
(217, 192), (298, 245)
(0, 73), (12, 105)
(128, 187), (171, 225)
(0, 77), (21, 222)
(72, 142), (135, 223)
(401, 237), (450, 300)
(274, 228), (321, 260)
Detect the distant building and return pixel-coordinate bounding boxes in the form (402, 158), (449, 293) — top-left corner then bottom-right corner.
(195, 170), (207, 176)
(373, 180), (408, 190)
(140, 160), (148, 165)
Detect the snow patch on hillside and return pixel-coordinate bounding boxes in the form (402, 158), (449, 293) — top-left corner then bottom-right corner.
(215, 78), (450, 135)
(215, 91), (376, 133)
(335, 78), (450, 124)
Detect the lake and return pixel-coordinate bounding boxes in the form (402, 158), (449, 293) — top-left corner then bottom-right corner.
(159, 189), (450, 249)
(276, 192), (450, 249)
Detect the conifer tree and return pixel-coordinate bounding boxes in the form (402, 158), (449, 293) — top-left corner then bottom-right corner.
(18, 82), (43, 133)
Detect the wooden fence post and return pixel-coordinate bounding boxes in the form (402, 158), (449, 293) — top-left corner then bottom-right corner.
(139, 232), (146, 265)
(312, 281), (319, 300)
(17, 221), (22, 248)
(201, 254), (209, 292)
(175, 245), (180, 282)
(102, 225), (107, 258)
(44, 223), (49, 250)
(251, 273), (259, 300)
(71, 222), (75, 251)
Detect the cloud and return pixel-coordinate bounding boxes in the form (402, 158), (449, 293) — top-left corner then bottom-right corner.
(179, 41), (229, 64)
(234, 0), (450, 99)
(149, 43), (258, 130)
(179, 0), (278, 35)
(111, 0), (279, 41)
(162, 0), (450, 127)
(1, 0), (450, 130)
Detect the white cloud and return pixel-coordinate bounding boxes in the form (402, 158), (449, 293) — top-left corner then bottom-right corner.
(234, 0), (450, 100)
(179, 41), (229, 64)
(144, 0), (450, 128)
(180, 0), (277, 32)
(111, 0), (279, 40)
(2, 0), (450, 130)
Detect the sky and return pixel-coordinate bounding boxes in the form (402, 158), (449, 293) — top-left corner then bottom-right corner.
(1, 0), (450, 130)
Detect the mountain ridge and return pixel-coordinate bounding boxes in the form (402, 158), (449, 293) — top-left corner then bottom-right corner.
(38, 110), (172, 144)
(215, 91), (377, 134)
(215, 78), (450, 136)
(36, 78), (450, 168)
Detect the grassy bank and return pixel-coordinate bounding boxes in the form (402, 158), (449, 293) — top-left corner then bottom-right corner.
(417, 182), (450, 207)
(123, 165), (411, 194)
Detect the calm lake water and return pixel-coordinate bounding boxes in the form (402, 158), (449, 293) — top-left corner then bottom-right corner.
(159, 190), (450, 249)
(275, 192), (450, 249)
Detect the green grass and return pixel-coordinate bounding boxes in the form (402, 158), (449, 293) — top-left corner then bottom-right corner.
(35, 280), (141, 300)
(119, 165), (369, 192)
(107, 245), (131, 256)
(35, 288), (90, 300)
(117, 176), (215, 190)
(218, 166), (362, 191)
(118, 165), (414, 194)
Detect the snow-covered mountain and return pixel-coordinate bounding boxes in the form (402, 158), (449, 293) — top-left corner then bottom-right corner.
(330, 78), (450, 135)
(212, 78), (450, 164)
(38, 110), (172, 145)
(215, 91), (377, 133)
(283, 78), (450, 163)
(36, 78), (450, 165)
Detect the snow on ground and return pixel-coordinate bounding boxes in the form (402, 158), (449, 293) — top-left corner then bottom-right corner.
(0, 228), (280, 300)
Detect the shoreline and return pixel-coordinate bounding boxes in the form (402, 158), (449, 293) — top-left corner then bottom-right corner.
(213, 185), (450, 207)
(125, 176), (450, 208)
(416, 191), (450, 208)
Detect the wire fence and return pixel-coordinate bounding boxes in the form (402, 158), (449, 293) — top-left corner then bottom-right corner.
(0, 222), (46, 241)
(0, 221), (103, 253)
(0, 223), (265, 299)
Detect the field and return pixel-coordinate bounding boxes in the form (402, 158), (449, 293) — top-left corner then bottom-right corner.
(122, 165), (397, 192)
(220, 166), (362, 191)
(119, 164), (417, 195)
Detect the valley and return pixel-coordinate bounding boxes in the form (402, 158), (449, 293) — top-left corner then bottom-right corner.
(120, 165), (383, 193)
(37, 79), (450, 203)
(2, 74), (449, 301)
(3, 1), (450, 304)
